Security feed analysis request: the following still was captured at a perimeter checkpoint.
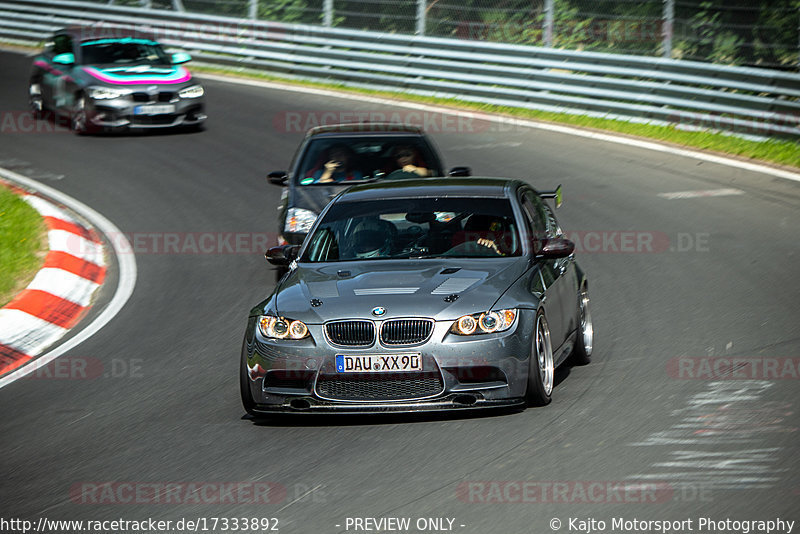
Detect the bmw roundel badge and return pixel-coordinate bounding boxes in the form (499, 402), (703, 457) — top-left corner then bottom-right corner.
(372, 307), (386, 317)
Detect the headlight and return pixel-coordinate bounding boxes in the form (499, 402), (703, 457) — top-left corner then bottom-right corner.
(257, 315), (309, 340)
(284, 208), (318, 234)
(88, 86), (131, 100)
(450, 309), (517, 336)
(178, 85), (204, 99)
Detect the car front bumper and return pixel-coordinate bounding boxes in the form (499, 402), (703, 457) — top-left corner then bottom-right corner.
(242, 310), (536, 414)
(86, 96), (206, 130)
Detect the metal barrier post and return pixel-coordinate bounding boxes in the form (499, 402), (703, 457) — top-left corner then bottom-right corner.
(662, 0), (674, 59)
(544, 0), (553, 47)
(324, 0), (333, 27)
(416, 0), (425, 36)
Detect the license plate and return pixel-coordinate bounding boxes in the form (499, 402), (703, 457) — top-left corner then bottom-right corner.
(336, 353), (422, 373)
(134, 104), (175, 115)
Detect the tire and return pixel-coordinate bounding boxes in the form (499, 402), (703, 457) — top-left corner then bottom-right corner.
(240, 348), (256, 417)
(70, 95), (93, 135)
(569, 285), (593, 366)
(526, 310), (554, 406)
(28, 79), (44, 119)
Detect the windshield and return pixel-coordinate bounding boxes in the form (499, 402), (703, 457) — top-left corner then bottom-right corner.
(80, 39), (171, 66)
(295, 136), (441, 185)
(302, 197), (521, 262)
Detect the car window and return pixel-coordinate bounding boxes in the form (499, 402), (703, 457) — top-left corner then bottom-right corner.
(53, 34), (73, 56)
(302, 196), (521, 262)
(80, 39), (171, 66)
(295, 136), (441, 185)
(542, 204), (563, 238)
(521, 190), (547, 236)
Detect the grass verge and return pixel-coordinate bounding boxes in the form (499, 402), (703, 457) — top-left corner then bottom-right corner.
(0, 184), (48, 307)
(193, 65), (800, 170)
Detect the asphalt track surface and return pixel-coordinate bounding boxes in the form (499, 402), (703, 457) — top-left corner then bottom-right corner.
(1, 49), (799, 532)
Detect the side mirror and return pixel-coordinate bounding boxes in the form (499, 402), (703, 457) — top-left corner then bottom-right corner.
(268, 171), (288, 186)
(171, 52), (192, 65)
(448, 166), (471, 177)
(536, 238), (575, 259)
(265, 245), (300, 265)
(52, 53), (75, 65)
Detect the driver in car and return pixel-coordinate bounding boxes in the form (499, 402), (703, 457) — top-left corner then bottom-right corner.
(314, 145), (364, 183)
(389, 145), (430, 177)
(349, 218), (396, 259)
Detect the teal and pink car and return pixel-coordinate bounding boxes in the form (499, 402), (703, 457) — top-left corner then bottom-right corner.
(29, 26), (206, 134)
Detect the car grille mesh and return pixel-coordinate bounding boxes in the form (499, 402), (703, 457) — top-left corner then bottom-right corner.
(380, 319), (434, 345)
(316, 372), (444, 401)
(326, 321), (375, 346)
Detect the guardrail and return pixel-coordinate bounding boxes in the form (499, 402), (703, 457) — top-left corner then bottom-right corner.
(1, 0), (799, 138)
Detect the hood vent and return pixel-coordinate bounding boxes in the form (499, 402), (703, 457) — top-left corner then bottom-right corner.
(431, 278), (480, 295)
(354, 287), (419, 295)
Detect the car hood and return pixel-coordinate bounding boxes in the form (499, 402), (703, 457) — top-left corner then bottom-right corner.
(273, 258), (528, 323)
(78, 64), (194, 87)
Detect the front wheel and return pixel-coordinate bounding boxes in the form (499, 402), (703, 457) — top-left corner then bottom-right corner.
(526, 311), (554, 406)
(569, 285), (593, 366)
(70, 95), (93, 135)
(29, 80), (44, 118)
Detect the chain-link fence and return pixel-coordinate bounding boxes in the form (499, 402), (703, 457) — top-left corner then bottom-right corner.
(105, 0), (800, 69)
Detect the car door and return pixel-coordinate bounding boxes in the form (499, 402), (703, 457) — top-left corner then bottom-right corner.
(43, 33), (75, 113)
(543, 202), (580, 346)
(519, 189), (567, 346)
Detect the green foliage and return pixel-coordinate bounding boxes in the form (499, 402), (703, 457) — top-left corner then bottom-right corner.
(0, 186), (46, 307)
(258, 0), (314, 24)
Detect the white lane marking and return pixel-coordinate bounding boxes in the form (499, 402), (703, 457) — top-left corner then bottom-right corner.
(26, 268), (100, 307)
(0, 167), (138, 389)
(48, 229), (106, 266)
(0, 309), (68, 355)
(23, 195), (77, 223)
(658, 188), (745, 200)
(198, 73), (800, 184)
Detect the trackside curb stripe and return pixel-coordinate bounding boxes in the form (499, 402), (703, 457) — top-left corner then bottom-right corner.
(4, 289), (87, 329)
(0, 167), (136, 387)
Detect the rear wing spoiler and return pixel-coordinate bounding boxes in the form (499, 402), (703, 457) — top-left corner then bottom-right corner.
(539, 184), (562, 208)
